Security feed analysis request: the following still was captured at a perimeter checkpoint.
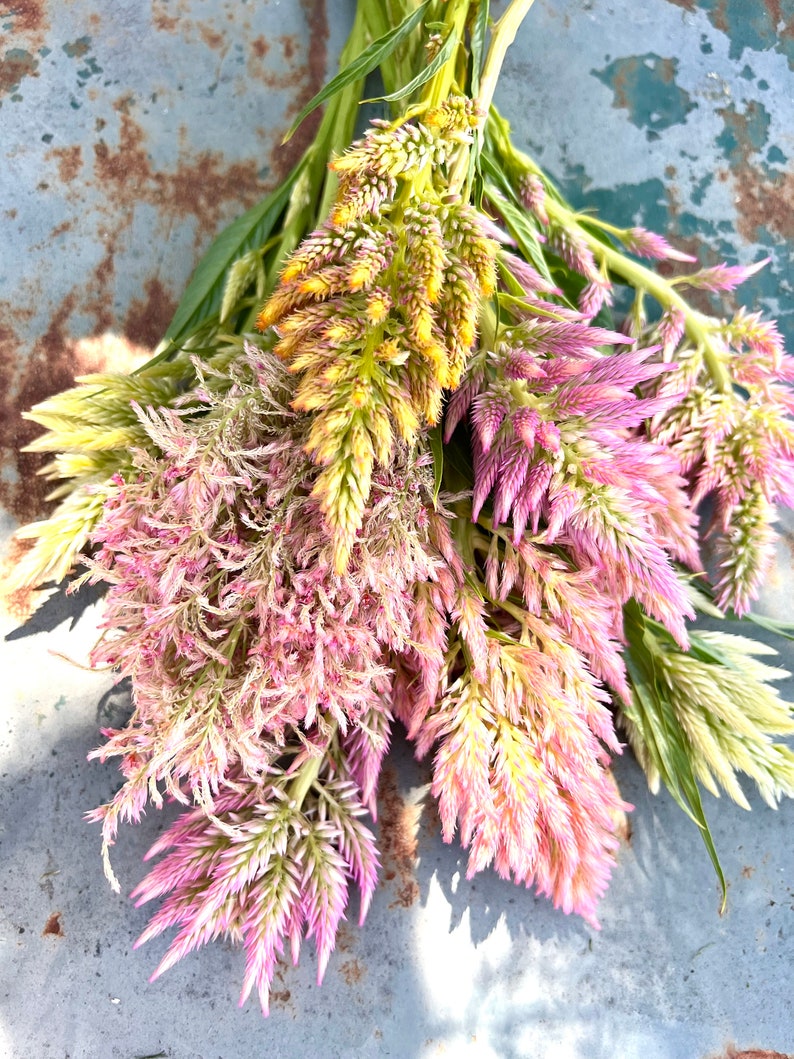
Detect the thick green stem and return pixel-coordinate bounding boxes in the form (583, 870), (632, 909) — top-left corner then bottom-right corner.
(488, 116), (732, 393)
(547, 201), (731, 391)
(478, 0), (536, 119)
(288, 724), (338, 807)
(447, 0), (537, 194)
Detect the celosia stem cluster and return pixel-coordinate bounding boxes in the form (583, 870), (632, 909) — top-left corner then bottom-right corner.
(8, 0), (794, 1016)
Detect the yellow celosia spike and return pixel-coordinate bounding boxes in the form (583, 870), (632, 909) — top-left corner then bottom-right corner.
(281, 259), (306, 283)
(299, 275), (330, 296)
(388, 394), (420, 440)
(349, 382), (370, 409)
(366, 294), (390, 326)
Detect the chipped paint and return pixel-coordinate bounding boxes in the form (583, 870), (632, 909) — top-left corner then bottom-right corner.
(0, 0), (331, 529)
(665, 0), (794, 70)
(593, 53), (697, 138)
(0, 47), (39, 98)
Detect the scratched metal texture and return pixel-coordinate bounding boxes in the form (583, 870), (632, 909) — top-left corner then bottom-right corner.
(1, 1), (793, 1057)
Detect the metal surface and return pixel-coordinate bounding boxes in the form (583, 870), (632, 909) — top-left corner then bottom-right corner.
(1, 2), (793, 1056)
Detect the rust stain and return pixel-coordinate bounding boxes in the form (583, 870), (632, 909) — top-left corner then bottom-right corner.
(266, 0), (329, 182)
(198, 23), (224, 52)
(124, 278), (178, 349)
(339, 958), (365, 986)
(5, 0), (46, 33)
(93, 111), (268, 246)
(741, 865), (756, 879)
(335, 922), (355, 954)
(715, 102), (794, 243)
(42, 912), (64, 937)
(377, 764), (421, 910)
(709, 1050), (793, 1059)
(0, 300), (150, 528)
(663, 0), (697, 9)
(733, 168), (794, 243)
(48, 145), (83, 184)
(0, 537), (45, 623)
(251, 36), (270, 60)
(0, 47), (39, 96)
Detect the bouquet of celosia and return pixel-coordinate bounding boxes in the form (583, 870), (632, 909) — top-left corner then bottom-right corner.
(9, 0), (794, 1014)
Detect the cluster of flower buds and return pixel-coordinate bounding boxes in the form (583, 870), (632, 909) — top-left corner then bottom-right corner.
(257, 98), (498, 572)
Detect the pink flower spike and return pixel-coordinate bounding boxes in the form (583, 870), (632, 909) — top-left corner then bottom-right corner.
(622, 227), (697, 262)
(680, 257), (771, 293)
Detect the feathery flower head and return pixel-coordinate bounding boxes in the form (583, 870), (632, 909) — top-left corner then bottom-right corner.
(257, 99), (497, 572)
(82, 345), (443, 885)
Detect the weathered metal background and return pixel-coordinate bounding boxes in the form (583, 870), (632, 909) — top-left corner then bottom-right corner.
(1, 1), (793, 1056)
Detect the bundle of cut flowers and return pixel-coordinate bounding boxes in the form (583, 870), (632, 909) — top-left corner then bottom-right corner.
(8, 0), (794, 1015)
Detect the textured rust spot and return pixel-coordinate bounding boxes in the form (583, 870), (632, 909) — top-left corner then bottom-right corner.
(251, 36), (269, 60)
(268, 0), (329, 181)
(42, 912), (64, 937)
(93, 111), (268, 245)
(339, 959), (365, 985)
(709, 1050), (793, 1059)
(198, 23), (224, 51)
(335, 922), (354, 953)
(0, 537), (43, 622)
(48, 145), (83, 184)
(377, 764), (421, 910)
(663, 0), (697, 9)
(0, 48), (39, 96)
(124, 278), (178, 349)
(6, 0), (46, 33)
(0, 299), (150, 526)
(741, 865), (756, 879)
(733, 168), (794, 243)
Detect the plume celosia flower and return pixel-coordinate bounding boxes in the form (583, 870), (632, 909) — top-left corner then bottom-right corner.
(446, 304), (699, 645)
(131, 739), (379, 1016)
(645, 305), (794, 614)
(81, 345), (443, 886)
(413, 621), (629, 929)
(256, 99), (498, 572)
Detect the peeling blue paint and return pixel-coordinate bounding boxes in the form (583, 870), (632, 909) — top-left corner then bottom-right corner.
(767, 145), (787, 166)
(691, 171), (715, 207)
(716, 100), (771, 162)
(592, 53), (697, 138)
(695, 0), (794, 70)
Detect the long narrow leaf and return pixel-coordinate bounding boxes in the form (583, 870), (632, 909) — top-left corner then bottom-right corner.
(469, 0), (490, 98)
(283, 0), (432, 142)
(374, 29), (457, 103)
(428, 425), (443, 506)
(142, 166), (303, 370)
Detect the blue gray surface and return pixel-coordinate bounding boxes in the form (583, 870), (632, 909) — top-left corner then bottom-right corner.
(1, 2), (793, 1056)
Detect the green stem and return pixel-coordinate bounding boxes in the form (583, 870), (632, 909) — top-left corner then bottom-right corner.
(478, 0), (536, 119)
(288, 724), (339, 807)
(487, 118), (731, 393)
(447, 0), (537, 194)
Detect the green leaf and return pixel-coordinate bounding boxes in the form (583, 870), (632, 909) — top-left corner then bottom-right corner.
(143, 166), (303, 370)
(428, 424), (443, 506)
(283, 0), (432, 142)
(743, 612), (794, 641)
(482, 177), (554, 286)
(469, 0), (490, 98)
(371, 28), (457, 103)
(622, 604), (727, 913)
